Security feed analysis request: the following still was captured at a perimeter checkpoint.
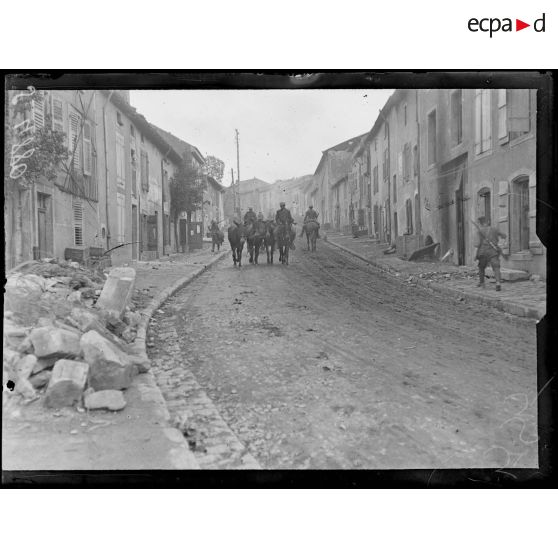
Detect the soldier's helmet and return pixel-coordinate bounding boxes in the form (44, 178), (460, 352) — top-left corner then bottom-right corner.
(248, 207), (253, 211)
(309, 205), (313, 209)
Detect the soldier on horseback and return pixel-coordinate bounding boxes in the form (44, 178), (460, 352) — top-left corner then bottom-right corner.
(300, 205), (320, 238)
(275, 202), (296, 250)
(243, 207), (257, 227)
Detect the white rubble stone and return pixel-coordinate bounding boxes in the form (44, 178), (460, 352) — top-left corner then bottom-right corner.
(16, 354), (38, 381)
(84, 389), (127, 411)
(80, 330), (136, 390)
(29, 326), (81, 359)
(96, 267), (136, 319)
(44, 359), (89, 408)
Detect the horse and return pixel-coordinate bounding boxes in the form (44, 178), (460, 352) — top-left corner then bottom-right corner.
(275, 222), (292, 265)
(246, 220), (267, 264)
(227, 223), (247, 267)
(211, 230), (224, 252)
(304, 220), (319, 252)
(264, 220), (277, 264)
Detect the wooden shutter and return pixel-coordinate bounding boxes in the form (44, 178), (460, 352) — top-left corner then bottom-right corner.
(508, 90), (530, 133)
(498, 180), (510, 255)
(116, 131), (125, 186)
(31, 92), (45, 130)
(51, 96), (64, 133)
(497, 89), (508, 140)
(117, 193), (126, 243)
(474, 89), (482, 154)
(73, 199), (84, 246)
(69, 111), (82, 172)
(481, 89), (492, 153)
(83, 121), (92, 176)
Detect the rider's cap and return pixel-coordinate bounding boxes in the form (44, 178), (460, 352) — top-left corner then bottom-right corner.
(309, 205), (313, 208)
(280, 202), (285, 207)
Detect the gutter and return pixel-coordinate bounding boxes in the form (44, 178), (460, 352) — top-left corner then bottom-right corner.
(102, 91), (115, 250)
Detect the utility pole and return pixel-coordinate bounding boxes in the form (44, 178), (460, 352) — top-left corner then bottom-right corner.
(235, 129), (241, 220)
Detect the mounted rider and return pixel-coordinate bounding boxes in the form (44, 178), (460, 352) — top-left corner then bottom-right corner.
(300, 205), (320, 238)
(243, 207), (257, 228)
(275, 202), (296, 250)
(209, 219), (220, 234)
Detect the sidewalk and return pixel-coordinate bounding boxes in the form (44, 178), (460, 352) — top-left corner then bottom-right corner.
(325, 233), (546, 320)
(2, 246), (227, 473)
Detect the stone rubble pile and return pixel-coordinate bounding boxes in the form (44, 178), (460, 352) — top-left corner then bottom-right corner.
(3, 261), (149, 414)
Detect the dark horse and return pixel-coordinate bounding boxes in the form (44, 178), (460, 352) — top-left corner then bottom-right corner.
(264, 220), (277, 264)
(246, 220), (267, 264)
(211, 230), (224, 252)
(227, 222), (247, 267)
(304, 220), (319, 252)
(275, 223), (292, 265)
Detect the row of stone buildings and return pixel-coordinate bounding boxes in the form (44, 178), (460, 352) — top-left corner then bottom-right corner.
(5, 89), (225, 270)
(303, 88), (544, 278)
(224, 175), (314, 224)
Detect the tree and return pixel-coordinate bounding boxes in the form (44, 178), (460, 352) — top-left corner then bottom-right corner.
(202, 155), (224, 183)
(169, 159), (204, 251)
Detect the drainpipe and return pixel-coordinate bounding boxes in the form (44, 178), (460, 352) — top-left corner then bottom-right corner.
(161, 146), (171, 255)
(415, 89), (422, 236)
(102, 91), (114, 251)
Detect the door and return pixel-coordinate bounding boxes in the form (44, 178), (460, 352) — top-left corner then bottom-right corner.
(147, 214), (158, 251)
(179, 218), (187, 251)
(188, 221), (203, 250)
(37, 193), (51, 259)
(519, 180), (530, 251)
(456, 173), (465, 265)
(131, 205), (138, 260)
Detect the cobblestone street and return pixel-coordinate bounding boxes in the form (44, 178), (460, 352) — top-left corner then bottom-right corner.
(148, 241), (538, 469)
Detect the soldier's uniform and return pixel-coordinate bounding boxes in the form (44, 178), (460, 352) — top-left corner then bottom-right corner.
(275, 205), (296, 249)
(243, 208), (257, 226)
(302, 207), (320, 238)
(475, 220), (506, 291)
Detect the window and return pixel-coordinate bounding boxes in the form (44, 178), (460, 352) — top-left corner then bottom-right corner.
(475, 89), (492, 154)
(478, 187), (491, 225)
(116, 131), (125, 187)
(405, 198), (413, 234)
(83, 121), (92, 176)
(140, 150), (149, 191)
(374, 139), (377, 152)
(116, 193), (126, 243)
(382, 147), (389, 181)
(51, 96), (64, 133)
(413, 145), (418, 176)
(393, 211), (398, 238)
(130, 124), (135, 137)
(392, 174), (397, 204)
(404, 104), (407, 126)
(497, 89), (508, 141)
(402, 143), (411, 181)
(508, 90), (531, 141)
(116, 111), (123, 126)
(73, 199), (83, 246)
(511, 177), (530, 252)
(131, 148), (137, 196)
(68, 111), (82, 172)
(450, 90), (463, 146)
(373, 165), (378, 194)
(427, 109), (437, 165)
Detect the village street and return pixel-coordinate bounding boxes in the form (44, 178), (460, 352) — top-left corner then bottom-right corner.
(147, 241), (538, 470)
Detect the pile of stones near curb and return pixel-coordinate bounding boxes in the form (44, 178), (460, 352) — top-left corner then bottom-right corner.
(3, 262), (148, 414)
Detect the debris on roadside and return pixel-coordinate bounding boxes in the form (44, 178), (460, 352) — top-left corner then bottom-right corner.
(3, 262), (147, 419)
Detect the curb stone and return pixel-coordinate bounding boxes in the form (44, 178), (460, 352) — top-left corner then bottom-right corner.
(325, 238), (544, 321)
(131, 249), (229, 468)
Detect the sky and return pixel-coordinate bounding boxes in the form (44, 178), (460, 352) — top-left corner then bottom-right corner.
(130, 89), (393, 184)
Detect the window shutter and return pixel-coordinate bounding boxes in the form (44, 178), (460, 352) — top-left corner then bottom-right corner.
(508, 90), (530, 133)
(116, 132), (125, 186)
(474, 89), (482, 154)
(31, 92), (45, 130)
(83, 121), (92, 176)
(51, 96), (64, 133)
(73, 199), (84, 246)
(498, 180), (510, 254)
(481, 90), (492, 153)
(497, 89), (508, 140)
(69, 111), (82, 172)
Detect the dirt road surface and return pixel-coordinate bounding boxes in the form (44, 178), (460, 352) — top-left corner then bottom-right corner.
(148, 242), (538, 469)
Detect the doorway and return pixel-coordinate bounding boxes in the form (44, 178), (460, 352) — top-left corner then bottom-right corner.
(456, 173), (465, 265)
(131, 205), (138, 260)
(37, 193), (52, 259)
